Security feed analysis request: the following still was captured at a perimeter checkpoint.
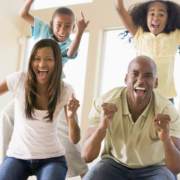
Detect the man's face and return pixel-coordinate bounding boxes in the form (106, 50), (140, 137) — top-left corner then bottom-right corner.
(50, 13), (74, 42)
(125, 57), (158, 105)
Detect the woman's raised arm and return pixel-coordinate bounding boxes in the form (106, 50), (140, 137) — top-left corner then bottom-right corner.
(0, 79), (9, 96)
(64, 93), (81, 144)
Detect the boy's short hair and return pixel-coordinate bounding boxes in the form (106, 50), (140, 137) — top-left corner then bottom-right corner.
(52, 7), (75, 22)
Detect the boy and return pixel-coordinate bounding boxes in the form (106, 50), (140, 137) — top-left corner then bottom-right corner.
(19, 0), (90, 78)
(0, 0), (89, 179)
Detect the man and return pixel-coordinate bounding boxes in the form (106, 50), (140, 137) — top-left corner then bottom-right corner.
(81, 56), (180, 180)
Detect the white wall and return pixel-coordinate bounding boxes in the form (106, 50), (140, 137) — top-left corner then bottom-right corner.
(0, 0), (24, 110)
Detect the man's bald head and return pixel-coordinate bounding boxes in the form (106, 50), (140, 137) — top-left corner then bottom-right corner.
(128, 56), (157, 77)
(125, 55), (158, 106)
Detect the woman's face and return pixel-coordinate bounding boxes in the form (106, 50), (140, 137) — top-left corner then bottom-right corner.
(32, 47), (55, 86)
(147, 2), (168, 35)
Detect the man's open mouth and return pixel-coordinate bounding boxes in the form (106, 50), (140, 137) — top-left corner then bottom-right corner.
(135, 87), (146, 96)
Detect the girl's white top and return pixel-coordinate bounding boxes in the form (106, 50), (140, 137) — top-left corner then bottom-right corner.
(6, 71), (74, 159)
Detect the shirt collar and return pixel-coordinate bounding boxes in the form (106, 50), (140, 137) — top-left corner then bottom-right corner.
(122, 88), (154, 118)
(48, 27), (71, 45)
(141, 94), (153, 118)
(153, 90), (172, 115)
(51, 36), (71, 46)
(122, 88), (129, 115)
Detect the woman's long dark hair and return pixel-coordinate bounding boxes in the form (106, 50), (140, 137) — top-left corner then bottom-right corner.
(25, 39), (63, 122)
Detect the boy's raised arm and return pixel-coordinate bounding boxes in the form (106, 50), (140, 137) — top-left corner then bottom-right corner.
(114, 0), (137, 37)
(67, 11), (90, 57)
(18, 0), (34, 27)
(0, 79), (9, 96)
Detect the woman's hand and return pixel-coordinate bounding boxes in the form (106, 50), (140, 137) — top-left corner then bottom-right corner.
(65, 93), (81, 144)
(67, 93), (80, 119)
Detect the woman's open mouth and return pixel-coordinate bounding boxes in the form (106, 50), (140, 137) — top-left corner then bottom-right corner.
(38, 70), (48, 78)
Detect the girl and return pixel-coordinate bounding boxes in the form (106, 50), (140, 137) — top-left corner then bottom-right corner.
(114, 0), (180, 102)
(0, 39), (80, 180)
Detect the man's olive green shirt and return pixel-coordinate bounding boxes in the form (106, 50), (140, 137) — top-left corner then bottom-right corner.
(88, 87), (180, 168)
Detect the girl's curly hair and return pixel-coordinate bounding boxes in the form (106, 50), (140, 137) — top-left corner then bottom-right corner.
(129, 0), (180, 33)
(119, 0), (180, 52)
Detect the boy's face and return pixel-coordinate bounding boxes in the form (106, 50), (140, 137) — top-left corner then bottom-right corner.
(50, 13), (75, 42)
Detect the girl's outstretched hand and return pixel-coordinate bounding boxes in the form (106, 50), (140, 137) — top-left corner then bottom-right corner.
(67, 93), (80, 119)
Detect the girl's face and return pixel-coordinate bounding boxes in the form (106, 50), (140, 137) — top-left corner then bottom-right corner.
(147, 2), (168, 35)
(32, 47), (55, 86)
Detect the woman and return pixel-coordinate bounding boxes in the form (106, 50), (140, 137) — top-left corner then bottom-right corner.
(0, 39), (80, 180)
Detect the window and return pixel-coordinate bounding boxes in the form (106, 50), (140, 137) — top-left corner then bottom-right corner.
(98, 29), (136, 159)
(25, 33), (89, 125)
(100, 29), (136, 96)
(100, 29), (180, 111)
(30, 0), (93, 10)
(24, 37), (35, 71)
(174, 53), (180, 111)
(63, 33), (89, 124)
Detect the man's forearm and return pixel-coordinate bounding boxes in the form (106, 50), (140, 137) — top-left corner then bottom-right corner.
(81, 127), (106, 163)
(163, 138), (180, 174)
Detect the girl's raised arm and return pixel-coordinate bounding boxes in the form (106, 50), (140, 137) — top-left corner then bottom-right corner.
(0, 79), (9, 96)
(114, 0), (137, 37)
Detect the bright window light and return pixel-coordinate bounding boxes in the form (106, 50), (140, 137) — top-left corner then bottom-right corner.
(24, 37), (35, 71)
(63, 32), (89, 124)
(174, 52), (180, 111)
(30, 0), (93, 10)
(100, 29), (136, 96)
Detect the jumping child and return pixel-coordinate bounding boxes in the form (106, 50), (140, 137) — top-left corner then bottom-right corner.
(114, 0), (180, 102)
